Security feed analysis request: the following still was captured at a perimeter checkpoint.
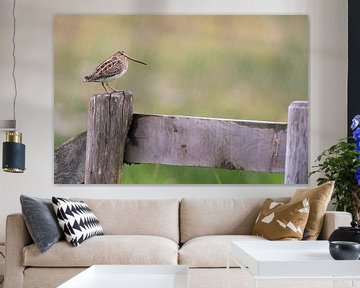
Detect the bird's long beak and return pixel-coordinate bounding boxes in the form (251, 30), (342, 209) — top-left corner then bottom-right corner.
(124, 54), (147, 65)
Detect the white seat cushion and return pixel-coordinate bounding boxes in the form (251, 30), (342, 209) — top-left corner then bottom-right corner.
(24, 235), (179, 267)
(179, 235), (267, 268)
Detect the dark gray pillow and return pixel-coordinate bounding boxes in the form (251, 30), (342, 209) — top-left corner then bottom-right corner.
(20, 195), (64, 253)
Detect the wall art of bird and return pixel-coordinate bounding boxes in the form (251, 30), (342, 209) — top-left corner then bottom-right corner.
(83, 50), (147, 93)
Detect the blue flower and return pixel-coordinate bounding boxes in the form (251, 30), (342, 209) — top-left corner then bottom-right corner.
(351, 115), (360, 130)
(356, 168), (360, 186)
(353, 128), (360, 142)
(351, 116), (360, 186)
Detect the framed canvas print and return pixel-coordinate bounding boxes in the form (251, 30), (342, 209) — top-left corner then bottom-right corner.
(54, 15), (308, 184)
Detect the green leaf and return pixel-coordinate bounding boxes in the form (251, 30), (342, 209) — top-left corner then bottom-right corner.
(310, 138), (360, 216)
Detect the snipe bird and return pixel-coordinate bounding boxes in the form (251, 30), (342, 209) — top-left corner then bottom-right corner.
(84, 50), (147, 93)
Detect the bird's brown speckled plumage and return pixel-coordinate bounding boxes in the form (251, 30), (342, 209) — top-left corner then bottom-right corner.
(84, 50), (147, 93)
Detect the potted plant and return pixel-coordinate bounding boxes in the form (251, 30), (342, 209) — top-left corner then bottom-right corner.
(310, 115), (360, 223)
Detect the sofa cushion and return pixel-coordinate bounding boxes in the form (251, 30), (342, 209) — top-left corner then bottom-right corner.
(20, 195), (64, 253)
(179, 235), (267, 268)
(180, 198), (289, 243)
(23, 235), (178, 267)
(252, 198), (310, 240)
(290, 181), (334, 240)
(52, 197), (104, 247)
(72, 199), (179, 243)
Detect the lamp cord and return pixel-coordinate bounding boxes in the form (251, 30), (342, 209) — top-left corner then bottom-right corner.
(0, 251), (4, 284)
(12, 0), (17, 128)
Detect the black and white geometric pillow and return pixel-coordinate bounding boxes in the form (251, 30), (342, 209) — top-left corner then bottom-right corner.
(52, 197), (104, 247)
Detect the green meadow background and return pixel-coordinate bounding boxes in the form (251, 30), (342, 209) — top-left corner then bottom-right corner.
(54, 15), (308, 184)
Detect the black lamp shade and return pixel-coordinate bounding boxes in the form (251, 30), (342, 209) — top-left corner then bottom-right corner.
(3, 140), (25, 173)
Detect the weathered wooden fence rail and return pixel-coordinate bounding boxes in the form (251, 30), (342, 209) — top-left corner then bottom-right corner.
(54, 91), (308, 184)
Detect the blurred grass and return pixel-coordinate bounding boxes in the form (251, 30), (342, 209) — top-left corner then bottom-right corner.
(121, 164), (284, 184)
(54, 15), (308, 184)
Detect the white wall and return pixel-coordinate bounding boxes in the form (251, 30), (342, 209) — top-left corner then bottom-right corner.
(0, 0), (348, 242)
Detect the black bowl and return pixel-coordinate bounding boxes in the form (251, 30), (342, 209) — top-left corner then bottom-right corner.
(329, 241), (360, 260)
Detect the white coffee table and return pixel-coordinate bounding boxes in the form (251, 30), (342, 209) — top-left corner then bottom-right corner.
(228, 241), (360, 288)
(58, 265), (189, 288)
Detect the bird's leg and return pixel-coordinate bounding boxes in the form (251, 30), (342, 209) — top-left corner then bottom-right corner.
(101, 82), (110, 94)
(105, 82), (116, 92)
(106, 82), (123, 93)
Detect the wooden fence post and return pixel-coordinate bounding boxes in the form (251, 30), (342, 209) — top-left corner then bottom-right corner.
(85, 91), (133, 184)
(284, 101), (308, 184)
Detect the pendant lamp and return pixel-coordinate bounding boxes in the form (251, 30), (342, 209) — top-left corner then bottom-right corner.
(1, 0), (25, 173)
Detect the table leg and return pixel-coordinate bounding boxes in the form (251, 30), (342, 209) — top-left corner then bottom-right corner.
(252, 278), (258, 288)
(332, 279), (352, 288)
(352, 279), (360, 288)
(226, 251), (230, 288)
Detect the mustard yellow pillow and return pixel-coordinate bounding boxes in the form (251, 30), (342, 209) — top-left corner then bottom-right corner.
(252, 198), (310, 240)
(289, 181), (334, 240)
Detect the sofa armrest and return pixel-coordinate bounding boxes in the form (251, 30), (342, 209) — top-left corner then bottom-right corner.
(4, 213), (33, 288)
(318, 211), (352, 240)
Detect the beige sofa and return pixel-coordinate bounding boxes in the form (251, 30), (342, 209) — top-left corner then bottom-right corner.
(4, 198), (352, 288)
